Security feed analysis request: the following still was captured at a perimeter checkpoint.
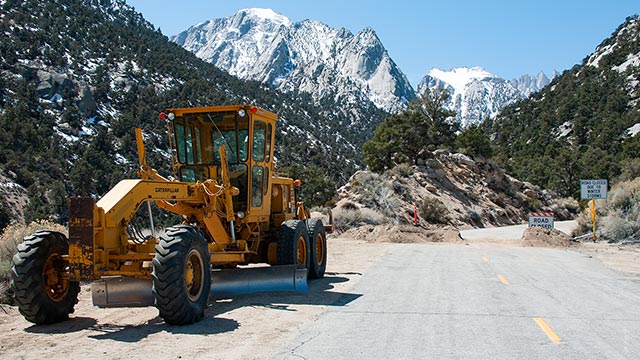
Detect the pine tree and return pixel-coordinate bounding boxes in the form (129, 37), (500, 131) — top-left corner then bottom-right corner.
(456, 124), (493, 158)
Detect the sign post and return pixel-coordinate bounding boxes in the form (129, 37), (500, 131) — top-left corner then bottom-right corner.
(580, 179), (608, 242)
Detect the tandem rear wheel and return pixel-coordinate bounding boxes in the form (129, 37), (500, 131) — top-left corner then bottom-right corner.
(277, 219), (326, 279)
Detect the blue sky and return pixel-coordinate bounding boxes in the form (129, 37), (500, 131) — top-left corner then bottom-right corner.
(126, 0), (639, 86)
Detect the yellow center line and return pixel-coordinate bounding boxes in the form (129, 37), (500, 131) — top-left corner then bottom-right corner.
(497, 274), (509, 285)
(533, 317), (561, 344)
(482, 256), (489, 262)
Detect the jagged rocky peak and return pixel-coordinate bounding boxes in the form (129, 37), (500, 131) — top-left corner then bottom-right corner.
(417, 66), (558, 127)
(417, 66), (522, 128)
(171, 8), (415, 114)
(509, 71), (556, 97)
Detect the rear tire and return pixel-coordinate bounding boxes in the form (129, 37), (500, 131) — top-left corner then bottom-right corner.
(307, 218), (327, 279)
(152, 225), (211, 325)
(11, 231), (80, 324)
(277, 220), (310, 270)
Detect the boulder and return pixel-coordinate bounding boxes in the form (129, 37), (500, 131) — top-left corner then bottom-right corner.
(523, 188), (538, 199)
(426, 159), (444, 169)
(425, 184), (437, 193)
(451, 153), (475, 167)
(434, 149), (450, 157)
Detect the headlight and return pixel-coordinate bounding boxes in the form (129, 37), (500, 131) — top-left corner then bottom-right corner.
(236, 211), (245, 219)
(238, 108), (246, 117)
(168, 112), (175, 120)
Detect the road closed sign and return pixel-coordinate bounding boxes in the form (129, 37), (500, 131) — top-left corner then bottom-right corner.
(528, 212), (554, 229)
(580, 179), (608, 200)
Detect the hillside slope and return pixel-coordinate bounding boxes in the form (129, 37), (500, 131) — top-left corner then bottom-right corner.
(171, 8), (415, 117)
(485, 15), (640, 197)
(0, 0), (366, 225)
(335, 150), (577, 231)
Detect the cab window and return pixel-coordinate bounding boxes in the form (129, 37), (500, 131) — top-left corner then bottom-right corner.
(252, 166), (264, 207)
(265, 123), (272, 162)
(210, 112), (248, 164)
(253, 120), (266, 162)
(174, 121), (198, 164)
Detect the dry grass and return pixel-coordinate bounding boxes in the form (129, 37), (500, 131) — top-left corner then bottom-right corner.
(332, 207), (389, 233)
(0, 220), (66, 304)
(601, 178), (640, 243)
(574, 178), (640, 243)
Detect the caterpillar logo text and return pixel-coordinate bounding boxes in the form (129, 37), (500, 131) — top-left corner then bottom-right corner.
(155, 187), (179, 193)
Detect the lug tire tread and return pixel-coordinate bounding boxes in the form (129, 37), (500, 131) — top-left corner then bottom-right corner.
(11, 231), (80, 324)
(152, 225), (211, 325)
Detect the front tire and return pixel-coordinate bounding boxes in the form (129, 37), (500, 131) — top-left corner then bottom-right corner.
(307, 218), (327, 279)
(11, 231), (80, 324)
(152, 225), (211, 325)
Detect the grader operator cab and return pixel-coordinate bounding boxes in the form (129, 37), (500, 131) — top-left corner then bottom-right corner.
(11, 105), (329, 325)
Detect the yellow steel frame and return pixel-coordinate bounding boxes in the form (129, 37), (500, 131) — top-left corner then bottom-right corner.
(68, 105), (307, 281)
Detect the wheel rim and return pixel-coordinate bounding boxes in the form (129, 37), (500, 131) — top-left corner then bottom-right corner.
(315, 233), (325, 265)
(296, 235), (307, 265)
(42, 252), (69, 302)
(184, 249), (205, 302)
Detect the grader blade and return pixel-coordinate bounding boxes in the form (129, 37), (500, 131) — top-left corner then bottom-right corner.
(91, 266), (308, 308)
(92, 276), (155, 308)
(211, 265), (308, 296)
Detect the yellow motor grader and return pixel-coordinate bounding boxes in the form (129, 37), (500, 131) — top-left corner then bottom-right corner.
(11, 105), (329, 325)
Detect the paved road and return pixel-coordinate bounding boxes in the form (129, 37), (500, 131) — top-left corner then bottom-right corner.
(273, 241), (640, 359)
(459, 220), (578, 242)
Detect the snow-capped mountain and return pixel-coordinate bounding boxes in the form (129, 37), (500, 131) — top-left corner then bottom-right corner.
(171, 8), (415, 115)
(1, 0), (379, 224)
(416, 67), (523, 127)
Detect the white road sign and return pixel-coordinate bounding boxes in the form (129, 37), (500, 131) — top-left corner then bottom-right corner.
(580, 179), (608, 200)
(528, 212), (554, 229)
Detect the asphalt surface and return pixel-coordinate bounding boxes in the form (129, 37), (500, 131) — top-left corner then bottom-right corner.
(273, 241), (640, 359)
(459, 220), (578, 241)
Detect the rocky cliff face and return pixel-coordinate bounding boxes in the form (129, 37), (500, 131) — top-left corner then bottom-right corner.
(417, 67), (557, 127)
(510, 71), (556, 97)
(171, 8), (415, 116)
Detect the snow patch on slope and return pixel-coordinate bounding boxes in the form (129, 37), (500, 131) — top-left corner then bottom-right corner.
(427, 67), (495, 100)
(627, 123), (640, 137)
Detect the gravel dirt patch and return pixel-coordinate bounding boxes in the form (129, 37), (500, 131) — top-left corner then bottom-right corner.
(0, 236), (389, 360)
(340, 224), (463, 244)
(1, 223), (638, 359)
(519, 227), (574, 247)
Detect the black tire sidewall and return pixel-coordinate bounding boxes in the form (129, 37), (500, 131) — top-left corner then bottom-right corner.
(152, 225), (211, 325)
(307, 218), (327, 279)
(11, 231), (80, 324)
(277, 220), (311, 270)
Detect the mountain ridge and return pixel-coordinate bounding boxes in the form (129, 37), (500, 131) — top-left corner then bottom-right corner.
(171, 8), (415, 116)
(172, 8), (557, 128)
(416, 66), (554, 127)
(486, 15), (640, 197)
(0, 0), (371, 225)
